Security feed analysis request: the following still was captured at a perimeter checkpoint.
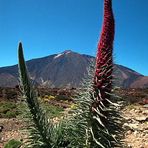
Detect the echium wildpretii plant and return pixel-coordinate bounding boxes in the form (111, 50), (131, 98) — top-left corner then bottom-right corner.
(89, 0), (122, 146)
(18, 0), (122, 147)
(18, 43), (52, 147)
(66, 0), (122, 147)
(18, 43), (70, 148)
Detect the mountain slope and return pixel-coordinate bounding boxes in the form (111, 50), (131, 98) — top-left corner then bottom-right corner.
(130, 76), (148, 88)
(0, 50), (147, 88)
(114, 64), (143, 88)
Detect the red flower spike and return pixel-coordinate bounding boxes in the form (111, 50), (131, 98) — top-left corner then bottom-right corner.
(94, 0), (115, 98)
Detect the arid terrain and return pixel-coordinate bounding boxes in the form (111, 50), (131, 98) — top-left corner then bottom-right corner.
(0, 87), (148, 147)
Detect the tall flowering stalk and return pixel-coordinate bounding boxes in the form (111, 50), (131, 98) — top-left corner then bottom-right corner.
(68, 1), (122, 147)
(92, 0), (115, 124)
(18, 42), (53, 147)
(84, 0), (122, 147)
(94, 0), (114, 104)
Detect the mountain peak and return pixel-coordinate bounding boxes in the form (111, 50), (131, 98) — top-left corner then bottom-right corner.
(54, 50), (74, 59)
(62, 50), (73, 54)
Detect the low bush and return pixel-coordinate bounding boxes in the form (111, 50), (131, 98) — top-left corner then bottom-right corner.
(43, 102), (64, 118)
(0, 101), (18, 118)
(4, 139), (22, 148)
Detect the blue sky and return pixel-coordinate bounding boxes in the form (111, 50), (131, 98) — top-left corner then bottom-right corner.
(0, 0), (148, 75)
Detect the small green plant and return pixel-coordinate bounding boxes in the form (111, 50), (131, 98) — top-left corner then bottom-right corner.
(5, 111), (17, 118)
(0, 101), (19, 118)
(55, 94), (70, 101)
(43, 103), (64, 118)
(4, 139), (22, 148)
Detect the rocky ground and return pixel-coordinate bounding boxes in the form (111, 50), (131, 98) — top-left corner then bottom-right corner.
(0, 103), (147, 147)
(122, 104), (148, 148)
(0, 118), (25, 147)
(0, 88), (148, 147)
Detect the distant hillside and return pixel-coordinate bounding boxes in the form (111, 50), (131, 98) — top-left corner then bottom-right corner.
(0, 50), (147, 88)
(113, 64), (144, 88)
(130, 76), (148, 88)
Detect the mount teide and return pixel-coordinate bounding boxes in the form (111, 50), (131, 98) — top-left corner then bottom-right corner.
(0, 50), (147, 88)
